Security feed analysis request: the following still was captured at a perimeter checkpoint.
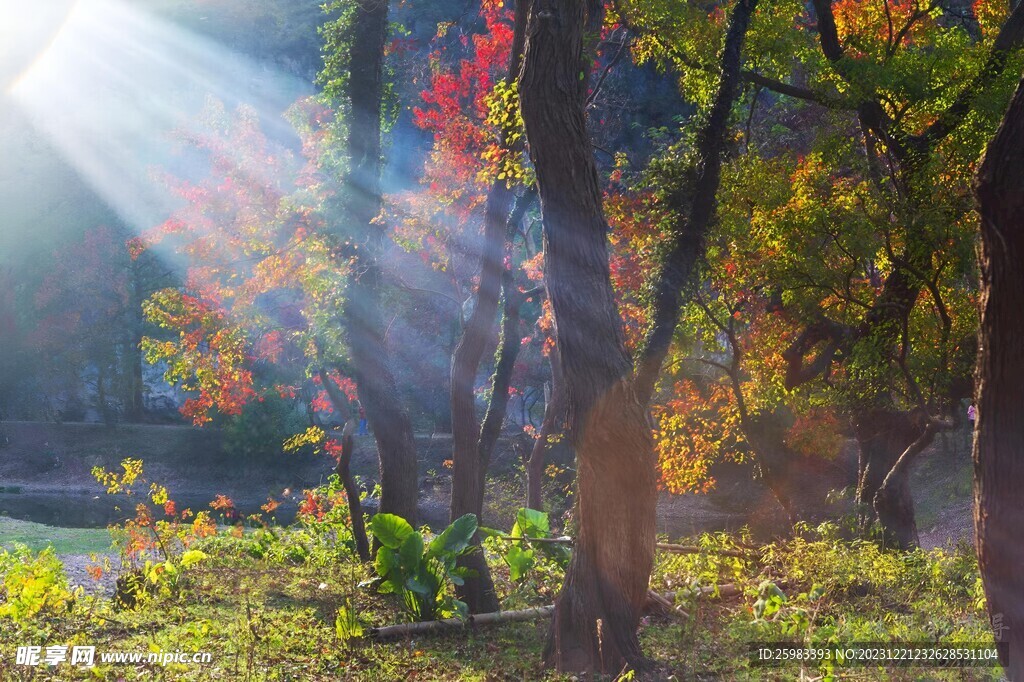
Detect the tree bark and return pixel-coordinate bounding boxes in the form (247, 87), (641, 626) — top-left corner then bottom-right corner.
(318, 368), (371, 563)
(452, 270), (527, 613)
(342, 0), (418, 526)
(851, 409), (923, 530)
(336, 420), (372, 562)
(520, 1), (657, 672)
(448, 0), (532, 614)
(633, 0), (758, 406)
(873, 417), (946, 550)
(123, 256), (146, 423)
(974, 73), (1024, 679)
(527, 351), (565, 511)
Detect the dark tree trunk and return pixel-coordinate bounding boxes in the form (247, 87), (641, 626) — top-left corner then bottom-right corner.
(448, 0), (531, 614)
(851, 409), (923, 533)
(123, 257), (145, 423)
(527, 351), (565, 511)
(342, 0), (418, 526)
(336, 420), (372, 562)
(742, 414), (804, 521)
(974, 74), (1024, 679)
(873, 419), (942, 550)
(452, 270), (526, 613)
(520, 1), (657, 672)
(633, 0), (758, 406)
(319, 369), (371, 562)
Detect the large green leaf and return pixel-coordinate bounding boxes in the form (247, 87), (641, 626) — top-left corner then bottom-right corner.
(506, 543), (535, 582)
(428, 513), (478, 557)
(398, 531), (425, 571)
(511, 508), (549, 538)
(370, 513), (414, 549)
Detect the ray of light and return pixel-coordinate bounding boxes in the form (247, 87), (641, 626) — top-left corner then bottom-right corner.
(7, 0), (313, 244)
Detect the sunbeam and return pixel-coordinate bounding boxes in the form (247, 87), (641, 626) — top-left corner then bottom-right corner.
(7, 0), (313, 243)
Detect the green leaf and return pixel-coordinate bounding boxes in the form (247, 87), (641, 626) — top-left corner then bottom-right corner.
(512, 507), (549, 538)
(180, 550), (208, 568)
(428, 514), (478, 557)
(370, 513), (414, 549)
(506, 544), (535, 582)
(399, 531), (425, 571)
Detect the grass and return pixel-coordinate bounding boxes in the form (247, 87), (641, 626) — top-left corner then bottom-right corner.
(0, 515), (112, 554)
(0, 515), (1002, 681)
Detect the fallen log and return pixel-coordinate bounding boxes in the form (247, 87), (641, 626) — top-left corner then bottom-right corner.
(367, 584), (739, 640)
(368, 606), (555, 639)
(495, 534), (756, 558)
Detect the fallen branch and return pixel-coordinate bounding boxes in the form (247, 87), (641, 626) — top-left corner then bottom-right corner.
(367, 584), (739, 640)
(368, 606), (555, 639)
(494, 534), (756, 558)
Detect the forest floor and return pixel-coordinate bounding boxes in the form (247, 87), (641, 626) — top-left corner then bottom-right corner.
(0, 421), (990, 680)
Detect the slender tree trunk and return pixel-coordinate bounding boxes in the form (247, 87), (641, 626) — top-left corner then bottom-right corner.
(452, 270), (526, 613)
(448, 0), (531, 614)
(319, 369), (371, 562)
(974, 74), (1024, 679)
(527, 351), (565, 511)
(520, 1), (657, 671)
(336, 420), (372, 562)
(123, 257), (145, 422)
(342, 0), (418, 526)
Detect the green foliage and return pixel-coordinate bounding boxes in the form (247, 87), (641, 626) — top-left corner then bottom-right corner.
(368, 513), (478, 622)
(0, 545), (77, 623)
(485, 508), (571, 583)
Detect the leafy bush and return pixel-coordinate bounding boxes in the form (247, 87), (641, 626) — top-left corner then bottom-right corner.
(0, 545), (77, 622)
(368, 513), (478, 621)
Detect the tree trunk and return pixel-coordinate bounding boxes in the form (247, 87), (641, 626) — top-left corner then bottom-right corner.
(873, 419), (942, 550)
(448, 0), (531, 614)
(123, 256), (145, 423)
(527, 351), (565, 511)
(520, 1), (657, 672)
(336, 420), (371, 562)
(318, 369), (371, 562)
(851, 408), (922, 534)
(452, 270), (526, 613)
(974, 73), (1024, 679)
(342, 0), (418, 526)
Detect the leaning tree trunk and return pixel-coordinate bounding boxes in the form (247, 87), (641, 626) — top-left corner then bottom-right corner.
(318, 369), (372, 562)
(974, 73), (1024, 680)
(448, 1), (531, 614)
(527, 350), (565, 511)
(342, 0), (418, 526)
(520, 1), (657, 672)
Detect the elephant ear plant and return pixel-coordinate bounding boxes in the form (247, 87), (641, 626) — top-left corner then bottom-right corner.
(368, 513), (479, 621)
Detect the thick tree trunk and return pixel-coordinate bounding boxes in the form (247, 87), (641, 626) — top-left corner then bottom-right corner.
(873, 419), (942, 550)
(851, 408), (922, 535)
(527, 351), (565, 511)
(343, 0), (418, 526)
(974, 74), (1024, 679)
(520, 1), (657, 672)
(448, 0), (531, 614)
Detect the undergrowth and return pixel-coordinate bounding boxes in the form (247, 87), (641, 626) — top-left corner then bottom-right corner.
(0, 460), (999, 681)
